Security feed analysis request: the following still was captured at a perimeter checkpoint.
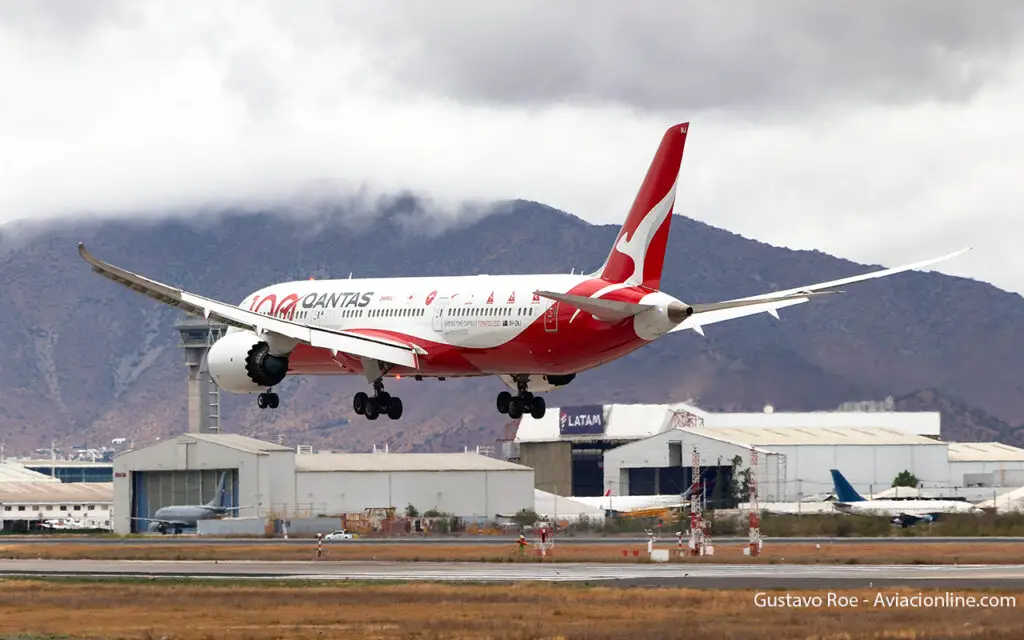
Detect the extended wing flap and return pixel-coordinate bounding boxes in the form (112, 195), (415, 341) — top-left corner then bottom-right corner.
(79, 243), (419, 369)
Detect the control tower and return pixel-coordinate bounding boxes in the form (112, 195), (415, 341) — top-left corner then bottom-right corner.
(174, 316), (228, 434)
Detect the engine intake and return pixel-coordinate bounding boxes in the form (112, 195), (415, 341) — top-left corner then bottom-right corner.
(208, 331), (291, 393)
(245, 341), (289, 387)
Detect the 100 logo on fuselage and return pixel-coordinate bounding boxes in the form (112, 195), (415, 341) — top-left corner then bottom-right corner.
(248, 291), (376, 319)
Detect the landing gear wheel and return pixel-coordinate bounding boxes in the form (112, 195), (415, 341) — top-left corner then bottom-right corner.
(365, 399), (380, 420)
(267, 393), (279, 409)
(508, 397), (524, 419)
(496, 391), (512, 414)
(530, 395), (546, 419)
(257, 393), (268, 409)
(386, 397), (403, 420)
(353, 392), (369, 415)
(377, 391), (392, 407)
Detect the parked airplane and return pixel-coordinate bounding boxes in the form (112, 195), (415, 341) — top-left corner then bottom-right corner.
(829, 469), (980, 527)
(134, 472), (239, 534)
(39, 518), (92, 531)
(575, 467), (719, 514)
(78, 122), (969, 422)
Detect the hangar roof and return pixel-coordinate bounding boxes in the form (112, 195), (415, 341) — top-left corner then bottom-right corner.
(16, 459), (112, 468)
(0, 482), (112, 504)
(295, 452), (531, 472)
(699, 426), (942, 446)
(184, 433), (292, 453)
(948, 442), (1024, 462)
(142, 433), (293, 455)
(697, 410), (940, 436)
(0, 462), (59, 483)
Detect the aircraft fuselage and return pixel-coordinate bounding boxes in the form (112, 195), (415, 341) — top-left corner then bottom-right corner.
(236, 273), (679, 378)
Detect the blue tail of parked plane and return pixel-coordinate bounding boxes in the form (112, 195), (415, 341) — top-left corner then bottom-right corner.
(829, 469), (867, 503)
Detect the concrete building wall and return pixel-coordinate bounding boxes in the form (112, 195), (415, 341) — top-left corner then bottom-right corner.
(253, 450), (298, 517)
(949, 461), (1024, 486)
(295, 469), (533, 520)
(518, 442), (571, 495)
(770, 443), (949, 500)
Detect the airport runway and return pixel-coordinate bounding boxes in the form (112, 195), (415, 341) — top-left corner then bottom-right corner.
(4, 535), (1023, 546)
(3, 558), (1024, 589)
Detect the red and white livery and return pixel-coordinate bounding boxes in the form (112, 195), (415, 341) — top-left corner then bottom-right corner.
(79, 123), (968, 422)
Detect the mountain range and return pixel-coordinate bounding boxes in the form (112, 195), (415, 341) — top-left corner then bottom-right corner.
(1, 198), (1023, 454)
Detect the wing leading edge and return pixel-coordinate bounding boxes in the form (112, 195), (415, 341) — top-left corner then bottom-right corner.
(77, 243), (423, 368)
(672, 247), (970, 335)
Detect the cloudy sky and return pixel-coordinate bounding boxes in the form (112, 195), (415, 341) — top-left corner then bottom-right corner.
(2, 1), (1023, 293)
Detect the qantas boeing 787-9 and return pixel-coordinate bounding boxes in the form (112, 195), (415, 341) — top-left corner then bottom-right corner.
(79, 122), (968, 422)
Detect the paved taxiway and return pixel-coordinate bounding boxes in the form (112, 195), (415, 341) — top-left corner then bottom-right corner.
(3, 559), (1024, 589)
(4, 535), (1022, 546)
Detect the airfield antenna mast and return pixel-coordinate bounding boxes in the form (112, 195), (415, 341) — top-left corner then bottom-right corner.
(688, 446), (712, 556)
(747, 446), (762, 557)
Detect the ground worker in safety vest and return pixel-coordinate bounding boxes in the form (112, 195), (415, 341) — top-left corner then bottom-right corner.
(516, 533), (527, 557)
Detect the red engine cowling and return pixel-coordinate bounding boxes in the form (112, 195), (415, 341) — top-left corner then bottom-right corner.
(207, 331), (290, 393)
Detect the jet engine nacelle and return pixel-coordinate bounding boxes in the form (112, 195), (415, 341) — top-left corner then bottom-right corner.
(207, 331), (290, 394)
(633, 292), (693, 341)
(499, 373), (576, 394)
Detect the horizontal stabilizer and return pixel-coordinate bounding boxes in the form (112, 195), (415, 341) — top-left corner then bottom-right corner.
(533, 290), (654, 321)
(690, 291), (836, 315)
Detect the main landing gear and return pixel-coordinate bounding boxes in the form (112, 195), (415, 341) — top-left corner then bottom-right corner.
(497, 376), (546, 420)
(257, 390), (280, 409)
(353, 378), (403, 421)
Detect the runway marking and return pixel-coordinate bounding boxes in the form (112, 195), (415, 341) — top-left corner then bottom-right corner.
(4, 559), (1024, 584)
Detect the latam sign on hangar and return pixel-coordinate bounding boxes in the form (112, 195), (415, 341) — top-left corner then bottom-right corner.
(559, 405), (605, 436)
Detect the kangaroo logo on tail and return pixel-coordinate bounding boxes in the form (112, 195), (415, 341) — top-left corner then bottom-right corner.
(594, 123), (689, 290)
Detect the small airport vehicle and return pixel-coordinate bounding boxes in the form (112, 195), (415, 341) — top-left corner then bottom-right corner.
(323, 529), (357, 541)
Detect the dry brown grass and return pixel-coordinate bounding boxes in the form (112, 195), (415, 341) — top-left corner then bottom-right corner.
(0, 579), (1020, 639)
(1, 541), (1023, 564)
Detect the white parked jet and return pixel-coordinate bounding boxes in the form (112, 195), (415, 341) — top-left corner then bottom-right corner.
(829, 469), (980, 527)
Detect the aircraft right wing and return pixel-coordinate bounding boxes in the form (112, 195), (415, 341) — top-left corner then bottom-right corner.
(671, 248), (970, 336)
(78, 243), (422, 369)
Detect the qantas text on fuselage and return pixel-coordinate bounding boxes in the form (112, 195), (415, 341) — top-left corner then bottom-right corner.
(79, 122), (969, 424)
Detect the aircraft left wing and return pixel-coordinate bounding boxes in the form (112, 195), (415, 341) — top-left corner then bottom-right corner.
(672, 248), (970, 335)
(78, 243), (422, 368)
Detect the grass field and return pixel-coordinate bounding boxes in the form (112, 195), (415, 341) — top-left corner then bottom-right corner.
(0, 578), (1019, 639)
(1, 540), (1022, 564)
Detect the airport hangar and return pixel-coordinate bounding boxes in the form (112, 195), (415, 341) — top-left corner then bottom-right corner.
(112, 433), (534, 534)
(511, 401), (1024, 503)
(0, 462), (112, 532)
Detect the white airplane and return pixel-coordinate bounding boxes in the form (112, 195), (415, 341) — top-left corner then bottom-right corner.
(829, 469), (981, 526)
(78, 122), (969, 422)
(39, 518), (91, 530)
